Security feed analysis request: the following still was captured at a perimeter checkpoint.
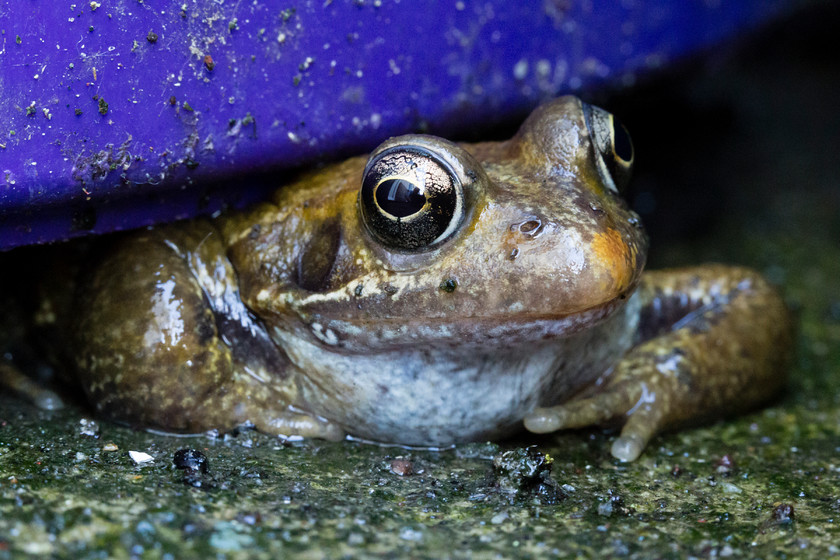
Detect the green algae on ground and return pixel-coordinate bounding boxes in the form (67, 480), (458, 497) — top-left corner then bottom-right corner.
(1, 390), (838, 558)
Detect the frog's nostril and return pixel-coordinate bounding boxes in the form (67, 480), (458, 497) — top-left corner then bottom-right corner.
(519, 220), (540, 232)
(515, 219), (543, 237)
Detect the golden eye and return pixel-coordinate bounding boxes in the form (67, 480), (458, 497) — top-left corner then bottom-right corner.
(359, 145), (464, 252)
(583, 102), (635, 192)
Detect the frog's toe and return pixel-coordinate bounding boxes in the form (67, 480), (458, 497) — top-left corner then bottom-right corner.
(524, 385), (638, 433)
(610, 401), (665, 462)
(255, 409), (345, 442)
(610, 434), (645, 462)
(1, 362), (64, 411)
(33, 388), (65, 411)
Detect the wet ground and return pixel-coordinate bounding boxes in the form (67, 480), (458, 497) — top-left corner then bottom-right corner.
(1, 4), (839, 559)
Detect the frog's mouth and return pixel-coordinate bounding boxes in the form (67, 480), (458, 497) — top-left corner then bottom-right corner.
(289, 295), (632, 353)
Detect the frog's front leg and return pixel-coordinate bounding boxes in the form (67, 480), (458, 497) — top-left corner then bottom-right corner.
(73, 223), (343, 441)
(524, 265), (792, 461)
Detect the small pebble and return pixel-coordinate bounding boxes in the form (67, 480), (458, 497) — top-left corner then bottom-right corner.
(390, 458), (414, 476)
(772, 503), (795, 524)
(129, 451), (154, 464)
(714, 454), (737, 476)
(173, 449), (209, 474)
(78, 418), (100, 437)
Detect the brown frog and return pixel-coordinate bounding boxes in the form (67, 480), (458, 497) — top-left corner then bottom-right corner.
(0, 96), (791, 461)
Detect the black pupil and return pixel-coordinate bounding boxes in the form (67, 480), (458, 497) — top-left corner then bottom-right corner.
(612, 120), (633, 162)
(375, 178), (426, 218)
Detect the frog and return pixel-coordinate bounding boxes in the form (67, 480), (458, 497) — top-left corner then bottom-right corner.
(0, 96), (791, 462)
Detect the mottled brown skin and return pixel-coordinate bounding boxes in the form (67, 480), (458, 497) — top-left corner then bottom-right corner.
(0, 96), (791, 461)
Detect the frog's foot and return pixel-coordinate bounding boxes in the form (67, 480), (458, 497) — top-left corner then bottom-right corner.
(0, 361), (64, 411)
(526, 265), (792, 462)
(524, 366), (672, 462)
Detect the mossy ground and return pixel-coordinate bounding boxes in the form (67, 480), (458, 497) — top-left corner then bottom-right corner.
(2, 5), (839, 559)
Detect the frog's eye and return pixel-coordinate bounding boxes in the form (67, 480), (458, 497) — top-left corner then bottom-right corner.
(583, 103), (635, 193)
(359, 146), (465, 252)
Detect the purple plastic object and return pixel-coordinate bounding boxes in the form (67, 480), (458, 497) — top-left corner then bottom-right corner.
(0, 1), (792, 250)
